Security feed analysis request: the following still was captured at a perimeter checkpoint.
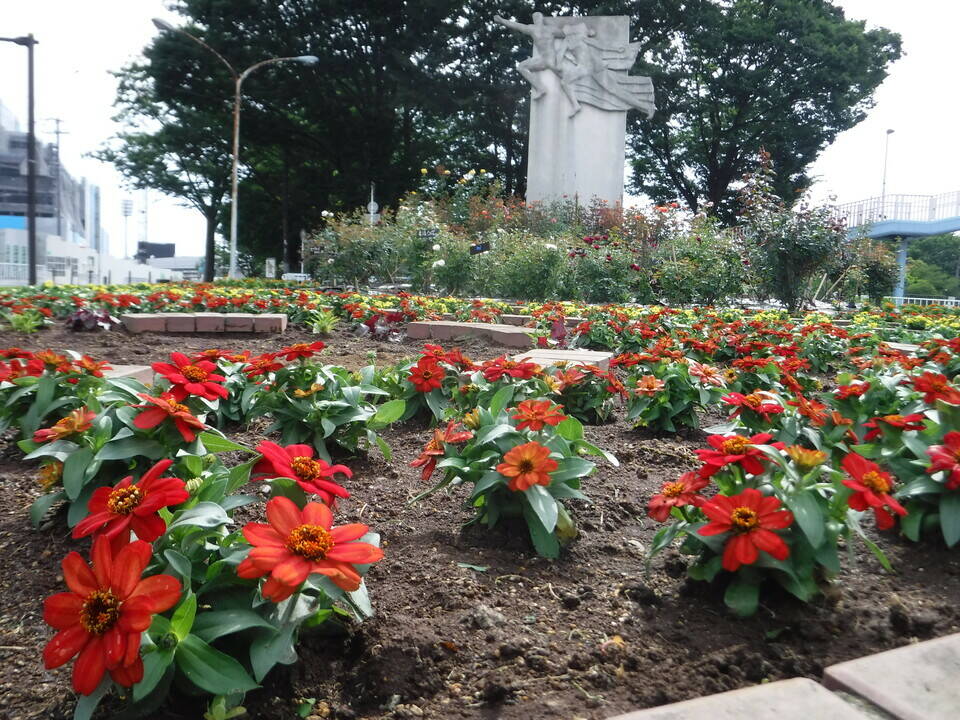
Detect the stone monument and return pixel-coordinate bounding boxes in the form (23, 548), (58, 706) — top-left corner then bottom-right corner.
(495, 13), (655, 208)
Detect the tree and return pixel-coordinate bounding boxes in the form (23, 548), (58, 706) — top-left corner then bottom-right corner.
(95, 48), (232, 281)
(908, 234), (960, 280)
(628, 0), (902, 217)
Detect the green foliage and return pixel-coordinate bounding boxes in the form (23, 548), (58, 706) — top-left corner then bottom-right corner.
(3, 309), (45, 333)
(629, 0), (902, 217)
(906, 234), (960, 298)
(651, 217), (745, 306)
(739, 151), (846, 312)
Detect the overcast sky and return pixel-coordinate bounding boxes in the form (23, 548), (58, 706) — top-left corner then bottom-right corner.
(1, 1), (957, 257)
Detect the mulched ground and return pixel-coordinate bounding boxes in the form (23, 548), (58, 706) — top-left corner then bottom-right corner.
(1, 324), (959, 720)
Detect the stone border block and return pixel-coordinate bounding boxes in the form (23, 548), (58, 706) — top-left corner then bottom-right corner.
(163, 313), (196, 332)
(823, 633), (960, 720)
(224, 313), (256, 332)
(253, 313), (287, 333)
(194, 313), (225, 332)
(607, 678), (869, 720)
(104, 364), (154, 386)
(514, 348), (613, 370)
(121, 314), (166, 334)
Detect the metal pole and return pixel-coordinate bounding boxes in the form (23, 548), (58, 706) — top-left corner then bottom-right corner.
(26, 35), (37, 285)
(881, 128), (893, 218)
(228, 76), (241, 279)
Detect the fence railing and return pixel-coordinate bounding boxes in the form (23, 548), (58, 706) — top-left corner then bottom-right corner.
(884, 296), (960, 308)
(836, 191), (960, 228)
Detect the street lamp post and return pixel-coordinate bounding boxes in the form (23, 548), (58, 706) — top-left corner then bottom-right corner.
(1, 34), (38, 285)
(152, 19), (317, 279)
(881, 128), (894, 217)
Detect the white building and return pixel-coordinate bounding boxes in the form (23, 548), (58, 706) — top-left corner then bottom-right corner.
(0, 99), (180, 286)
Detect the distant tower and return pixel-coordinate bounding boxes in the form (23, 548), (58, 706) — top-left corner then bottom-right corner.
(121, 197), (133, 258)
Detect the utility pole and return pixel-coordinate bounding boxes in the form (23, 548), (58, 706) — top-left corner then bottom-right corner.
(121, 198), (133, 258)
(47, 118), (67, 237)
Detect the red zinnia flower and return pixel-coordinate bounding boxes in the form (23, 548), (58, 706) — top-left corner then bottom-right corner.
(408, 357), (444, 393)
(410, 421), (474, 482)
(928, 431), (960, 490)
(43, 537), (181, 695)
(482, 356), (540, 382)
(647, 471), (710, 522)
(132, 393), (206, 442)
(72, 459), (189, 542)
(237, 496), (383, 602)
(722, 392), (784, 422)
(688, 362), (725, 387)
(152, 352), (228, 402)
(495, 441), (558, 492)
(253, 441), (351, 504)
(34, 408), (96, 444)
(787, 394), (828, 426)
(835, 382), (870, 400)
(863, 413), (926, 441)
(698, 488), (794, 571)
(511, 399), (567, 431)
(278, 341), (326, 361)
(244, 353), (284, 378)
(910, 372), (960, 405)
(695, 433), (784, 477)
(841, 453), (907, 530)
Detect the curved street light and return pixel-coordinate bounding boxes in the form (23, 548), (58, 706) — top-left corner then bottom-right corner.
(152, 18), (318, 279)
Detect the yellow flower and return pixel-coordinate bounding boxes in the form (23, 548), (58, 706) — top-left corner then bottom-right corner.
(293, 383), (325, 398)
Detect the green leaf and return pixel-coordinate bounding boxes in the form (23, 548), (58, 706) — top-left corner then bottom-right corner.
(250, 625), (298, 682)
(457, 563), (489, 572)
(548, 482), (588, 501)
(133, 648), (175, 702)
(423, 387), (449, 419)
(168, 502), (231, 530)
(163, 549), (192, 583)
(900, 502), (925, 542)
(549, 457), (596, 482)
(784, 492), (824, 549)
(371, 398), (405, 426)
(898, 476), (943, 497)
(95, 437), (165, 461)
(489, 385), (515, 418)
(475, 423), (515, 446)
(192, 609), (276, 643)
(521, 501), (560, 559)
(226, 458), (257, 494)
(62, 448), (93, 501)
(30, 491), (65, 528)
(175, 633), (258, 695)
(940, 493), (960, 547)
(170, 592), (197, 641)
(23, 439), (79, 461)
(524, 484), (558, 532)
(72, 675), (111, 720)
(471, 470), (506, 498)
(724, 578), (760, 617)
(555, 416), (583, 441)
(198, 431), (252, 454)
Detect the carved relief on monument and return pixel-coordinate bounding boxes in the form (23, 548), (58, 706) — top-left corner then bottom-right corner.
(494, 13), (655, 118)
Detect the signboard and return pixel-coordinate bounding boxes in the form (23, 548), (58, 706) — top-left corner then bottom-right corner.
(417, 228), (440, 239)
(265, 257), (276, 278)
(469, 241), (491, 255)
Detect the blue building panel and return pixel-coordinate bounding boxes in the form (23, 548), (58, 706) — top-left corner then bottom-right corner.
(0, 216), (27, 230)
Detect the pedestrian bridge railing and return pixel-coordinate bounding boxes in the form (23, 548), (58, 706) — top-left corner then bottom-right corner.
(836, 191), (960, 228)
(883, 296), (960, 308)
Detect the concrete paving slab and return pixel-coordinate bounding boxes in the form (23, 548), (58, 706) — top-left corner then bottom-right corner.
(823, 633), (960, 720)
(104, 364), (154, 386)
(514, 349), (613, 370)
(607, 678), (870, 720)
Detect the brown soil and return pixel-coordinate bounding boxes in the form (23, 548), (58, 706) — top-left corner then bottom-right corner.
(1, 325), (959, 720)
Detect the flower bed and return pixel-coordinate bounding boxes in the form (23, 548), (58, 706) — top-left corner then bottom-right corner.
(1, 299), (959, 718)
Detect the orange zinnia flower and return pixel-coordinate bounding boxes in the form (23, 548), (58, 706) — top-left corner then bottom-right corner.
(133, 393), (206, 442)
(410, 421), (474, 482)
(33, 408), (96, 444)
(634, 375), (665, 396)
(496, 441), (558, 492)
(511, 400), (568, 431)
(237, 496), (384, 602)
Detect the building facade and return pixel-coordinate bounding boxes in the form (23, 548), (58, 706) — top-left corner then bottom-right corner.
(0, 99), (179, 285)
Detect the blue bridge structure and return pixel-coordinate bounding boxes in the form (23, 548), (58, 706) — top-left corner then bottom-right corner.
(838, 192), (960, 305)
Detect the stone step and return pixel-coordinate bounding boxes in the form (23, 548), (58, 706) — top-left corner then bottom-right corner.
(513, 348), (613, 370)
(121, 313), (288, 334)
(499, 314), (586, 328)
(607, 678), (869, 720)
(823, 632), (960, 720)
(104, 364), (154, 386)
(406, 321), (534, 348)
(885, 341), (920, 354)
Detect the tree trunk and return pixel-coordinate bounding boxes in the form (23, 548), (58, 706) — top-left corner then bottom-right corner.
(203, 209), (217, 282)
